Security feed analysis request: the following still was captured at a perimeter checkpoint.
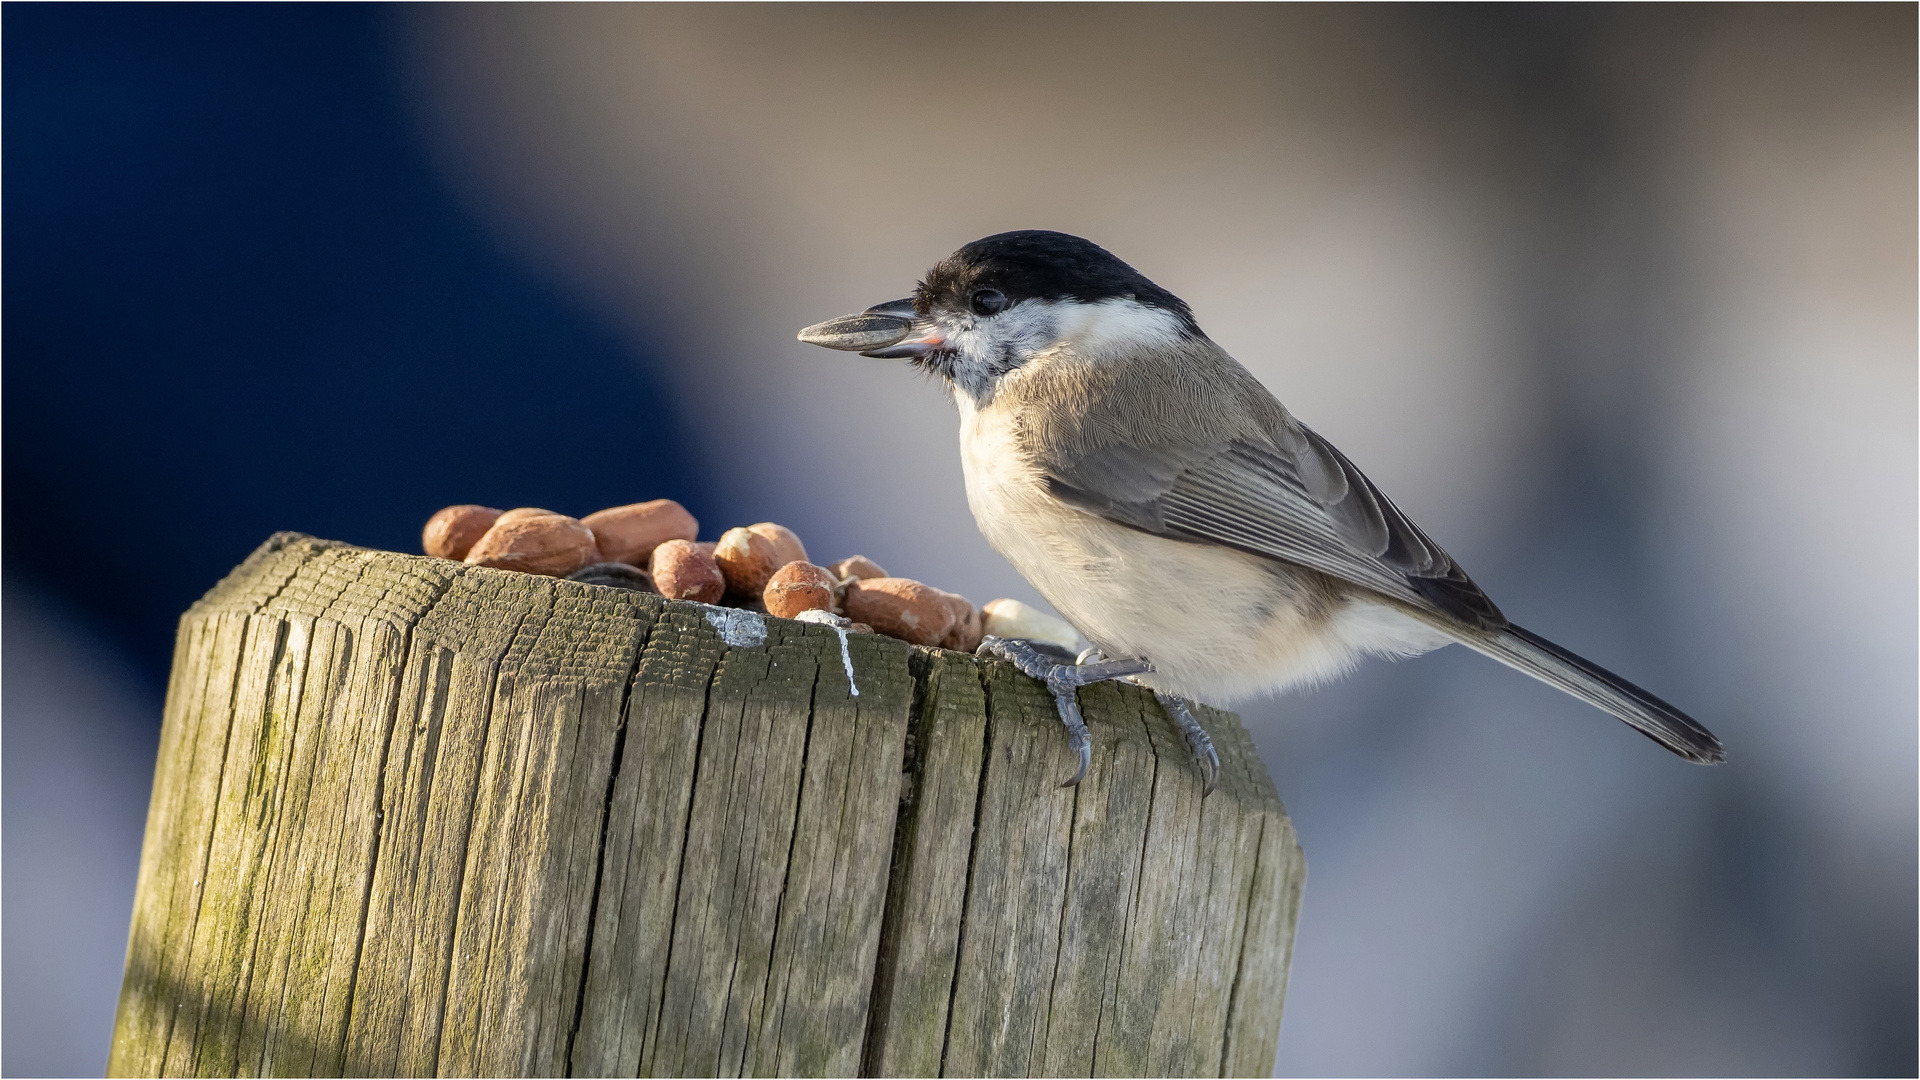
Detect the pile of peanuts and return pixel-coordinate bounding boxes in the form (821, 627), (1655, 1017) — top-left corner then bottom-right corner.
(422, 500), (1079, 653)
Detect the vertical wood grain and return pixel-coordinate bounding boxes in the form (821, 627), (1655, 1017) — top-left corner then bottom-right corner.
(110, 534), (1303, 1079)
(862, 650), (989, 1078)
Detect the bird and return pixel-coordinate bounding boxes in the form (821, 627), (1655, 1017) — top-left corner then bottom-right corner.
(798, 229), (1723, 795)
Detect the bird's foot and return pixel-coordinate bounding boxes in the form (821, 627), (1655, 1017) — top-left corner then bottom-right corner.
(1152, 691), (1221, 797)
(976, 635), (1150, 788)
(1077, 648), (1220, 797)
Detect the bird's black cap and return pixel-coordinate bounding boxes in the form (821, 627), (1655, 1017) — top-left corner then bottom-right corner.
(918, 230), (1199, 334)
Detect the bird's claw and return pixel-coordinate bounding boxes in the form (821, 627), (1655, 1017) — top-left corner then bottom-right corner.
(1080, 650), (1220, 796)
(976, 637), (1219, 795)
(1054, 691), (1093, 789)
(1155, 692), (1220, 797)
(977, 635), (1149, 788)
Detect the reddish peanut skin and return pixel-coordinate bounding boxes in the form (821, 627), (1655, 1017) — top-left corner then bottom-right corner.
(496, 506), (560, 526)
(650, 539), (725, 604)
(828, 555), (887, 581)
(938, 592), (984, 653)
(583, 499), (698, 566)
(465, 512), (601, 577)
(423, 504), (503, 561)
(746, 522), (808, 567)
(763, 561), (838, 619)
(843, 578), (958, 647)
(714, 527), (781, 600)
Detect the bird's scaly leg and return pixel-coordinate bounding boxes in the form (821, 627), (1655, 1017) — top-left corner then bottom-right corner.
(1075, 648), (1221, 796)
(975, 636), (1150, 788)
(1152, 691), (1221, 797)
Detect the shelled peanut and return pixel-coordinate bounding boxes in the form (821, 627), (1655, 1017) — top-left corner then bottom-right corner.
(763, 561), (837, 619)
(582, 499), (698, 565)
(423, 504), (503, 561)
(843, 577), (978, 649)
(713, 523), (807, 602)
(463, 508), (600, 577)
(419, 499), (1075, 657)
(650, 539), (725, 603)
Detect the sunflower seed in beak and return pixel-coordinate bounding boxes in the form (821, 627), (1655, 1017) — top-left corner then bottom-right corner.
(797, 311), (914, 352)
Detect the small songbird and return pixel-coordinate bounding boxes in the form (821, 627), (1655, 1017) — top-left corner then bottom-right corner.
(799, 230), (1723, 794)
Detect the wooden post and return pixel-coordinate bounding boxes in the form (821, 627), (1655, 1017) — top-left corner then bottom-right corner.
(109, 534), (1304, 1078)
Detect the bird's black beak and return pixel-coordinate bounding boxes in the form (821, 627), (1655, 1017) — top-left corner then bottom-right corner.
(797, 298), (946, 359)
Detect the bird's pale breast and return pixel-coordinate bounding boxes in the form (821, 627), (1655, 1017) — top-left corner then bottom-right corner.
(956, 391), (1441, 702)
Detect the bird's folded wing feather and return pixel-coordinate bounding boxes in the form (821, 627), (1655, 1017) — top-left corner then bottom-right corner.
(1040, 422), (1507, 630)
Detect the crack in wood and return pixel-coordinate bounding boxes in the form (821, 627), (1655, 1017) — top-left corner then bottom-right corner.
(109, 535), (1302, 1078)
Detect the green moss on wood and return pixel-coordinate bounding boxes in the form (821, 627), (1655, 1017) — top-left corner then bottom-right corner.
(110, 535), (1303, 1078)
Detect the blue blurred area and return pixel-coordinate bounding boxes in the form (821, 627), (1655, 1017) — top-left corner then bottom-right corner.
(3, 6), (703, 1071)
(3, 3), (706, 687)
(6, 6), (1913, 1077)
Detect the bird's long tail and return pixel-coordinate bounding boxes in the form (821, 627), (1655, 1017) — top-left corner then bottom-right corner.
(1452, 623), (1725, 764)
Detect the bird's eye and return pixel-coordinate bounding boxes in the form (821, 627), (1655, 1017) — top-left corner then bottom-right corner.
(969, 288), (1008, 316)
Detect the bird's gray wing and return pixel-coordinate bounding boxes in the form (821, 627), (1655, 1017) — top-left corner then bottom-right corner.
(1023, 354), (1723, 762)
(1040, 424), (1506, 629)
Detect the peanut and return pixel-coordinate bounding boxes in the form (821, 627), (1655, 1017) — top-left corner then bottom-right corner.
(496, 506), (559, 526)
(423, 504), (503, 561)
(828, 555), (888, 581)
(938, 592), (984, 653)
(714, 527), (781, 600)
(981, 598), (1081, 652)
(465, 511), (601, 577)
(582, 499), (698, 566)
(747, 522), (808, 567)
(843, 577), (957, 647)
(764, 561), (838, 619)
(650, 539), (725, 604)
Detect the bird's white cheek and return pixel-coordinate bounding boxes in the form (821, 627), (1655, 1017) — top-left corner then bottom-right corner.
(1051, 298), (1188, 358)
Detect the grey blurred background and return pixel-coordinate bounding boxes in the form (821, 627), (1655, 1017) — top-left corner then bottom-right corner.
(5, 4), (1913, 1076)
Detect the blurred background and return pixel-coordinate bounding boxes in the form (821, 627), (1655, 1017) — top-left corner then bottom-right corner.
(4, 4), (1911, 1075)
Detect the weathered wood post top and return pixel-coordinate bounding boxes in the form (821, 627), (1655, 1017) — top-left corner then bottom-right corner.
(111, 533), (1305, 1077)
